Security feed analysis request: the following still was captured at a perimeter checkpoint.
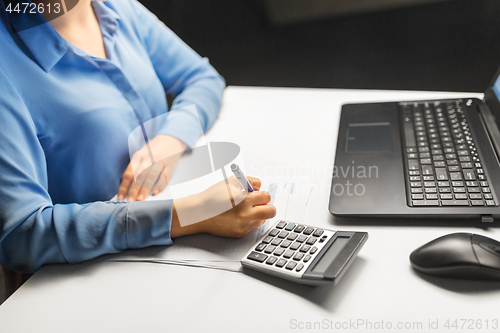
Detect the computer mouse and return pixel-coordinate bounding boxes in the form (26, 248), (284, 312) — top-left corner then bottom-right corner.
(410, 233), (500, 280)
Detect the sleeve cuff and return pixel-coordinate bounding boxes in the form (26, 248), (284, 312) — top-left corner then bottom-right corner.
(125, 200), (174, 249)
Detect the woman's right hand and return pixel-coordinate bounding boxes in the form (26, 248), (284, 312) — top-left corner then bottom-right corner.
(170, 176), (276, 238)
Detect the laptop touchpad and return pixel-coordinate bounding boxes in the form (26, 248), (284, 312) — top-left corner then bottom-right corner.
(346, 122), (392, 153)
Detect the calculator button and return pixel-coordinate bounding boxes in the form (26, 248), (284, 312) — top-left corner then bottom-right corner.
(287, 233), (299, 241)
(269, 229), (280, 237)
(266, 256), (278, 265)
(296, 263), (304, 272)
(273, 248), (285, 256)
(285, 261), (298, 270)
(262, 236), (273, 244)
(278, 231), (289, 238)
(303, 227), (315, 235)
(264, 245), (276, 254)
(294, 225), (305, 233)
(306, 237), (318, 245)
(255, 243), (266, 252)
(276, 221), (287, 229)
(319, 235), (327, 243)
(300, 245), (311, 253)
(303, 254), (312, 263)
(275, 258), (287, 268)
(310, 246), (318, 254)
(280, 240), (292, 248)
(271, 238), (282, 246)
(247, 251), (268, 263)
(293, 252), (304, 261)
(312, 229), (324, 237)
(296, 235), (308, 243)
(290, 242), (301, 250)
(283, 250), (295, 259)
(284, 223), (296, 231)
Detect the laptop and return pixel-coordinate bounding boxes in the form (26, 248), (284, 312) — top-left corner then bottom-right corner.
(329, 69), (500, 223)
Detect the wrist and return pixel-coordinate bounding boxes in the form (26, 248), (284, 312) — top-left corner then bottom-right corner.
(170, 196), (206, 238)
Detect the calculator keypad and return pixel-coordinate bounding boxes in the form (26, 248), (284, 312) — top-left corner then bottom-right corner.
(245, 221), (334, 276)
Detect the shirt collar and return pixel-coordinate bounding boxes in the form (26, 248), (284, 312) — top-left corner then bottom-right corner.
(92, 1), (120, 38)
(9, 1), (121, 72)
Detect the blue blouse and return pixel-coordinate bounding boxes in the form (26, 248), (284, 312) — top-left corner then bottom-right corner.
(0, 0), (225, 271)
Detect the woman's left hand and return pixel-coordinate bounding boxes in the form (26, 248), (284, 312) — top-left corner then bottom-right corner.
(117, 134), (187, 201)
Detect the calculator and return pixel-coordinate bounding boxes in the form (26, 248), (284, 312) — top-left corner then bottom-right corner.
(241, 221), (368, 285)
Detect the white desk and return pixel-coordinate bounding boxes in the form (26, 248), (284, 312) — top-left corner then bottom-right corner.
(1, 87), (499, 333)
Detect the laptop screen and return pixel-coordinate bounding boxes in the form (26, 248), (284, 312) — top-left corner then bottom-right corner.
(493, 75), (500, 101)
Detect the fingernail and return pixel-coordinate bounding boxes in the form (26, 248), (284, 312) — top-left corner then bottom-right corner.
(117, 195), (123, 200)
(137, 195), (144, 201)
(127, 197), (135, 202)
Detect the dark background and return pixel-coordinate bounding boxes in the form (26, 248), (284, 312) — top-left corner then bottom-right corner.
(140, 0), (500, 92)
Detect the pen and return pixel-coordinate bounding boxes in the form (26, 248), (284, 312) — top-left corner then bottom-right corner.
(231, 164), (254, 192)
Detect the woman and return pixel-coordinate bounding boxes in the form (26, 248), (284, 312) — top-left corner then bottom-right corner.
(0, 0), (276, 272)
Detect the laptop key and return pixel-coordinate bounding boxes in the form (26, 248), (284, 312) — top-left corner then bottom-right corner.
(408, 160), (420, 170)
(422, 165), (433, 175)
(463, 170), (476, 180)
(441, 200), (469, 206)
(471, 200), (484, 206)
(412, 200), (439, 206)
(435, 168), (448, 180)
(461, 162), (473, 169)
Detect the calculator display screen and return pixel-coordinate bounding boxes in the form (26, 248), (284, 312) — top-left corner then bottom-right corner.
(311, 237), (349, 273)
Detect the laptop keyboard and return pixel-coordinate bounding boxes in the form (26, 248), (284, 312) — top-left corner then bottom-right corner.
(401, 100), (496, 207)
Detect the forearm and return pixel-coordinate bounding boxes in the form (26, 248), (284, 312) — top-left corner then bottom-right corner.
(0, 200), (174, 272)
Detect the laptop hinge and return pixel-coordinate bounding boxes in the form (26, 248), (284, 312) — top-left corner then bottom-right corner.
(481, 215), (494, 223)
(478, 104), (500, 163)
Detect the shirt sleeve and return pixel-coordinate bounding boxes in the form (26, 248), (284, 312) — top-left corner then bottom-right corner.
(0, 68), (174, 272)
(128, 0), (226, 148)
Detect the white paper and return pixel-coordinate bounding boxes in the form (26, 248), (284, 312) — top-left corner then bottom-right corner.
(108, 178), (312, 272)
